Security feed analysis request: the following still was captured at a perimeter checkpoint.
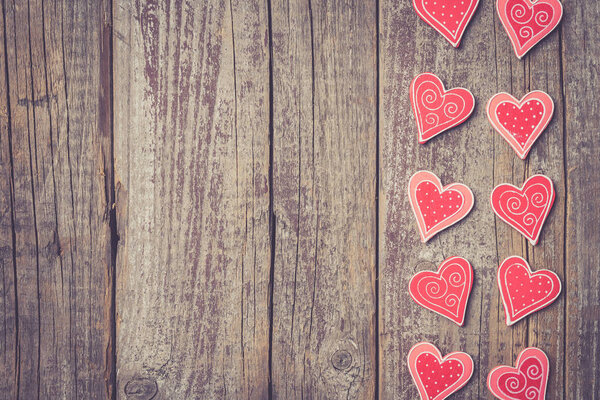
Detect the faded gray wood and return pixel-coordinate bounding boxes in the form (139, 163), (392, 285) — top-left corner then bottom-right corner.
(270, 0), (378, 398)
(0, 0), (114, 399)
(113, 0), (271, 398)
(1, 1), (599, 399)
(563, 0), (600, 398)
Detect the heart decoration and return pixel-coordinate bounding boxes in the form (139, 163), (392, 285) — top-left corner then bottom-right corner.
(408, 342), (474, 400)
(409, 170), (474, 243)
(487, 91), (554, 159)
(409, 256), (473, 326)
(491, 174), (555, 245)
(496, 0), (563, 59)
(410, 73), (475, 144)
(497, 256), (561, 326)
(487, 347), (549, 400)
(413, 0), (480, 48)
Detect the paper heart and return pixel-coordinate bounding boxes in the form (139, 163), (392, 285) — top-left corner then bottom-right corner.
(408, 342), (474, 400)
(487, 91), (554, 159)
(409, 256), (473, 326)
(410, 73), (475, 143)
(487, 347), (549, 400)
(491, 174), (555, 245)
(409, 170), (474, 242)
(497, 256), (561, 325)
(497, 0), (563, 59)
(413, 0), (480, 47)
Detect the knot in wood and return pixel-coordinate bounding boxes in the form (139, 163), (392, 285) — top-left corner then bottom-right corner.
(331, 349), (353, 371)
(123, 377), (158, 400)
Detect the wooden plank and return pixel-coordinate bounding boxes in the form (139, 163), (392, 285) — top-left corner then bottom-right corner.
(270, 1), (377, 398)
(113, 1), (271, 398)
(563, 0), (600, 398)
(0, 0), (114, 399)
(379, 1), (566, 398)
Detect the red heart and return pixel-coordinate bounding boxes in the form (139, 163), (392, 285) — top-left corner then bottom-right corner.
(487, 91), (554, 159)
(491, 174), (555, 245)
(413, 0), (480, 47)
(408, 342), (474, 400)
(487, 347), (549, 400)
(497, 0), (563, 59)
(410, 73), (475, 143)
(409, 170), (474, 242)
(409, 257), (473, 326)
(497, 256), (561, 325)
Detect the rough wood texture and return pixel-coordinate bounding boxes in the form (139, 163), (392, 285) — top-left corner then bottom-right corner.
(113, 0), (271, 398)
(270, 0), (377, 398)
(2, 1), (600, 399)
(0, 0), (114, 399)
(563, 0), (600, 397)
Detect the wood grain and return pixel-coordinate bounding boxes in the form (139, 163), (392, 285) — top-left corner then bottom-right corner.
(0, 1), (599, 399)
(270, 1), (378, 398)
(113, 0), (271, 398)
(563, 0), (600, 398)
(0, 0), (114, 399)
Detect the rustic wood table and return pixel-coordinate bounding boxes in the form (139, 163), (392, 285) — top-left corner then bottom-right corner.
(1, 1), (598, 399)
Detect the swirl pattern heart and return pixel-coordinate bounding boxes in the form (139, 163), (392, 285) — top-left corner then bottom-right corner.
(413, 0), (480, 47)
(408, 342), (474, 400)
(491, 174), (555, 245)
(409, 256), (473, 326)
(487, 91), (554, 159)
(487, 347), (549, 400)
(409, 170), (474, 242)
(497, 0), (563, 59)
(497, 256), (561, 325)
(410, 73), (475, 143)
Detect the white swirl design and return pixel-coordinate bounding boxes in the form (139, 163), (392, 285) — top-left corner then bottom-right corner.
(495, 182), (550, 236)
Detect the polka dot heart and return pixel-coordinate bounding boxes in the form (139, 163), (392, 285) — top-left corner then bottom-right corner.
(487, 91), (554, 159)
(409, 170), (474, 242)
(497, 256), (561, 326)
(413, 0), (480, 48)
(408, 342), (474, 400)
(487, 347), (549, 400)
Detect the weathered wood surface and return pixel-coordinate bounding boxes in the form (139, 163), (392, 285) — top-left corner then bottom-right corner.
(0, 0), (114, 399)
(1, 0), (599, 399)
(270, 0), (377, 398)
(113, 0), (271, 398)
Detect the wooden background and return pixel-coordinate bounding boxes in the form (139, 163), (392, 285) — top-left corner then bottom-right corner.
(1, 0), (598, 399)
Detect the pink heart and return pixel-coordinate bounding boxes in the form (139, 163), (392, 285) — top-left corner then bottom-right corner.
(497, 256), (561, 326)
(487, 347), (549, 400)
(409, 170), (474, 242)
(413, 0), (480, 47)
(408, 342), (474, 400)
(491, 174), (555, 245)
(409, 256), (473, 326)
(410, 73), (475, 143)
(487, 91), (554, 159)
(496, 0), (563, 59)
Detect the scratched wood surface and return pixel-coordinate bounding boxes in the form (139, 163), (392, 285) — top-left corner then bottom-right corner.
(1, 1), (599, 399)
(0, 0), (114, 399)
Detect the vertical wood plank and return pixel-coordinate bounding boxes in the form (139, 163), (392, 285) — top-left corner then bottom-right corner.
(0, 0), (114, 398)
(270, 1), (378, 398)
(113, 1), (271, 398)
(379, 1), (565, 398)
(563, 0), (600, 398)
